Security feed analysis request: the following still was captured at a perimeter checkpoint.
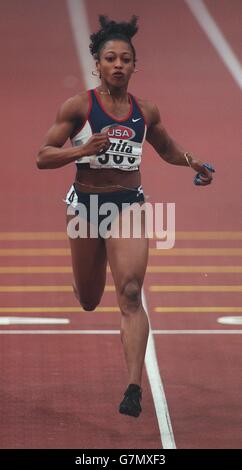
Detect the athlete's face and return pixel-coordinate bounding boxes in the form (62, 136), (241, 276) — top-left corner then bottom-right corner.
(97, 40), (135, 87)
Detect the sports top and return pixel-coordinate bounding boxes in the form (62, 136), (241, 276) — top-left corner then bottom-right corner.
(71, 89), (147, 171)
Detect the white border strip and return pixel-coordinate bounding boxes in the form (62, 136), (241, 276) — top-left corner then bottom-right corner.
(153, 329), (242, 334)
(142, 292), (176, 448)
(0, 317), (69, 325)
(66, 0), (99, 89)
(66, 0), (176, 449)
(184, 0), (242, 90)
(1, 329), (242, 334)
(0, 330), (120, 334)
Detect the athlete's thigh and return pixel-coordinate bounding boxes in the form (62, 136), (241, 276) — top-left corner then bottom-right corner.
(67, 215), (107, 292)
(105, 207), (149, 289)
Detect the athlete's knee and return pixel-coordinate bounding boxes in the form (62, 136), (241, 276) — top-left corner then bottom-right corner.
(119, 279), (142, 314)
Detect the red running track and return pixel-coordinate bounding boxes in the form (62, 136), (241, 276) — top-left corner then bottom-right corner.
(0, 0), (242, 449)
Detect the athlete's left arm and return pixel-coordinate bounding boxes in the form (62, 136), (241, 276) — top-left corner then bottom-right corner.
(145, 102), (214, 186)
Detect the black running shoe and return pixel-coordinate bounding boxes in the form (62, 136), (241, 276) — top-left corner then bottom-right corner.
(119, 384), (142, 417)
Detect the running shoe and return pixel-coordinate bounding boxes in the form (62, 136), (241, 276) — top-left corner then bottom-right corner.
(119, 384), (142, 417)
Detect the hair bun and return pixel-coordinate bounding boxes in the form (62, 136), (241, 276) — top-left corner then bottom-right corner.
(98, 15), (138, 39)
(89, 15), (139, 59)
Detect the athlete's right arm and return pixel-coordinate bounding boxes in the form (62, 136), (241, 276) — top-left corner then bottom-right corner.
(37, 94), (110, 169)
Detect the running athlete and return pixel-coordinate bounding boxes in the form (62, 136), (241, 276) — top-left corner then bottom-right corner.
(37, 16), (214, 418)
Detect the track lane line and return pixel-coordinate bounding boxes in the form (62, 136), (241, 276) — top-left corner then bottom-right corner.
(0, 317), (69, 325)
(0, 306), (120, 313)
(0, 285), (115, 292)
(66, 0), (98, 89)
(155, 307), (242, 313)
(150, 285), (242, 292)
(142, 291), (176, 449)
(184, 0), (242, 89)
(1, 230), (242, 240)
(2, 284), (242, 293)
(1, 265), (242, 273)
(1, 247), (242, 256)
(1, 329), (242, 335)
(1, 306), (242, 314)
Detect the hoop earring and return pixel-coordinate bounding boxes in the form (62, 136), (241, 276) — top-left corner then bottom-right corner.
(92, 70), (98, 76)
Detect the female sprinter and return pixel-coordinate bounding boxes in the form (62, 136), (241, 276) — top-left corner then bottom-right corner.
(37, 16), (214, 418)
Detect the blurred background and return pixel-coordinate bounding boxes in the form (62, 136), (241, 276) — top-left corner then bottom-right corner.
(1, 0), (241, 232)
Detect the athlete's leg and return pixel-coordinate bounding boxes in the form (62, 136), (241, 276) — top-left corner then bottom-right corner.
(105, 206), (149, 387)
(67, 214), (107, 311)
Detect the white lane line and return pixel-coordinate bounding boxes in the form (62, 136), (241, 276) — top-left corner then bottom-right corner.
(1, 329), (242, 334)
(0, 330), (119, 334)
(66, 0), (176, 449)
(217, 316), (242, 325)
(153, 330), (242, 334)
(0, 317), (69, 325)
(66, 0), (99, 89)
(142, 292), (176, 449)
(184, 0), (242, 90)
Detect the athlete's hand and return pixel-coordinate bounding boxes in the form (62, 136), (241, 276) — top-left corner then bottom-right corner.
(191, 159), (215, 186)
(80, 132), (111, 157)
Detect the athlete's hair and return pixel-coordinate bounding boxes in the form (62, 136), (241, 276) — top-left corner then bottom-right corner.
(89, 15), (138, 64)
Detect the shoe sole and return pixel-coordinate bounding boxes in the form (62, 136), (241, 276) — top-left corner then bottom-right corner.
(119, 406), (141, 418)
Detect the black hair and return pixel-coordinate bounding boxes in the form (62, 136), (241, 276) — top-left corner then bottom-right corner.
(89, 15), (138, 64)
